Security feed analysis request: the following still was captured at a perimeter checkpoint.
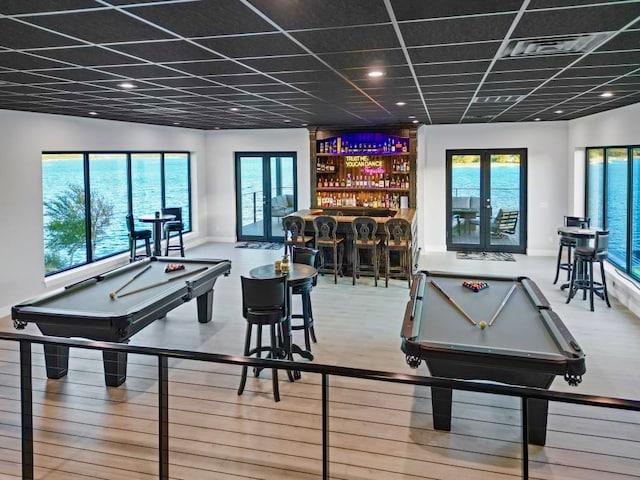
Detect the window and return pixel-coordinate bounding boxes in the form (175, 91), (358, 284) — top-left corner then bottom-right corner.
(586, 145), (640, 281)
(42, 151), (191, 275)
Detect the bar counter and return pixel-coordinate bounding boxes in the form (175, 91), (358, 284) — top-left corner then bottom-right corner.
(291, 207), (416, 225)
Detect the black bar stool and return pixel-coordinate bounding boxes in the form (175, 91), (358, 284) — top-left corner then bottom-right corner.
(554, 216), (590, 284)
(351, 216), (381, 286)
(291, 246), (319, 353)
(282, 215), (314, 257)
(162, 207), (185, 256)
(313, 215), (344, 284)
(566, 230), (611, 311)
(384, 218), (413, 288)
(237, 276), (287, 402)
(125, 214), (151, 262)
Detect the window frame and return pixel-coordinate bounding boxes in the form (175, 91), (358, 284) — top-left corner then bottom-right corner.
(42, 150), (191, 276)
(586, 144), (640, 281)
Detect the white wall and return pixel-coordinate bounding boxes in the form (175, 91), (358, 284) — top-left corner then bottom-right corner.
(419, 121), (569, 255)
(204, 128), (310, 242)
(0, 109), (207, 315)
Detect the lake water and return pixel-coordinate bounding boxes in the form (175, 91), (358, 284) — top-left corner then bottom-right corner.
(43, 155), (190, 268)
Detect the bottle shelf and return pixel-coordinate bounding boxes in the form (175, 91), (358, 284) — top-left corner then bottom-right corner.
(316, 187), (409, 192)
(316, 170), (410, 174)
(316, 152), (410, 157)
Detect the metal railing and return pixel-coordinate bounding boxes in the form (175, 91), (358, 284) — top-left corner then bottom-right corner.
(3, 331), (639, 480)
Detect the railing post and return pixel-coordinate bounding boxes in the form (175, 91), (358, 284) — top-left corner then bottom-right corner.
(159, 355), (169, 480)
(20, 340), (34, 480)
(521, 397), (529, 480)
(322, 373), (330, 480)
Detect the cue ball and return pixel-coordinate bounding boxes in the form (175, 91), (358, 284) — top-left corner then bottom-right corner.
(479, 321), (487, 329)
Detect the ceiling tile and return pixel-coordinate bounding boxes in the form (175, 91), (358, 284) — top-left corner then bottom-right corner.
(400, 15), (516, 46)
(391, 0), (523, 20)
(0, 19), (81, 49)
(291, 25), (400, 53)
(0, 0), (98, 15)
(34, 46), (141, 67)
(196, 33), (306, 58)
(130, 1), (276, 37)
(112, 40), (220, 63)
(25, 9), (174, 43)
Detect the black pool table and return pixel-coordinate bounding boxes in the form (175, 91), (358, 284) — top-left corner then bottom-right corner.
(12, 257), (231, 387)
(401, 270), (585, 445)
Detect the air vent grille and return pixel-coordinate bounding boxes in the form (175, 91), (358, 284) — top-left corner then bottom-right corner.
(501, 33), (611, 58)
(473, 96), (524, 104)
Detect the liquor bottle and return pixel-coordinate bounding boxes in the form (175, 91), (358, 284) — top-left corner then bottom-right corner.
(385, 174), (390, 188)
(340, 176), (345, 188)
(379, 174), (384, 188)
(346, 173), (352, 187)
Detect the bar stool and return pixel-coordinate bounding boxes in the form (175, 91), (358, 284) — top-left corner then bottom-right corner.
(351, 216), (381, 286)
(282, 215), (313, 257)
(384, 218), (413, 288)
(125, 214), (151, 262)
(554, 216), (590, 284)
(291, 246), (319, 353)
(237, 276), (287, 402)
(566, 230), (611, 311)
(313, 215), (344, 284)
(162, 207), (185, 257)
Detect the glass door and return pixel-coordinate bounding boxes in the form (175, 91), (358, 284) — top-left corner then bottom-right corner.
(235, 152), (297, 242)
(447, 149), (527, 253)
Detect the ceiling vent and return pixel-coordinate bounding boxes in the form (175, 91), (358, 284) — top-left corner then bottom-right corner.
(501, 33), (611, 58)
(473, 95), (524, 104)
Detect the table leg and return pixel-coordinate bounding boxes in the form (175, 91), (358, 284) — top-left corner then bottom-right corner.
(103, 350), (128, 387)
(43, 344), (69, 379)
(196, 290), (214, 323)
(431, 387), (453, 431)
(527, 398), (549, 446)
(153, 222), (162, 256)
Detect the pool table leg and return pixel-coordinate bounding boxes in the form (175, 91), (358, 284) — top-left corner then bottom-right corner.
(103, 350), (127, 387)
(527, 398), (549, 446)
(196, 289), (214, 323)
(43, 344), (69, 379)
(431, 387), (453, 431)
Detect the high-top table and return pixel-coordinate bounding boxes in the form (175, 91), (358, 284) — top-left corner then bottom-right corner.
(249, 263), (316, 379)
(556, 226), (600, 291)
(139, 212), (176, 256)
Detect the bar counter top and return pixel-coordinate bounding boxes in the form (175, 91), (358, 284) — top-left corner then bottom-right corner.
(291, 207), (416, 224)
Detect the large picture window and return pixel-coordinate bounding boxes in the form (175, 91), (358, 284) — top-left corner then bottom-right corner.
(43, 151), (191, 275)
(586, 145), (640, 280)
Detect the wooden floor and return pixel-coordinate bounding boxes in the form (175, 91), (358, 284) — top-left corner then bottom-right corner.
(0, 243), (639, 479)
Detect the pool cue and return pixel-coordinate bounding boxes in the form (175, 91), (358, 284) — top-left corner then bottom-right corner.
(429, 279), (477, 326)
(488, 284), (517, 327)
(109, 264), (152, 299)
(117, 266), (208, 298)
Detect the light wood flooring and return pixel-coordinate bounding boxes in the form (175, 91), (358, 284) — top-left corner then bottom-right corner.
(0, 243), (639, 479)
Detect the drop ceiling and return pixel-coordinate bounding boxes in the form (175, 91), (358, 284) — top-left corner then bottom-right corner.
(0, 0), (638, 130)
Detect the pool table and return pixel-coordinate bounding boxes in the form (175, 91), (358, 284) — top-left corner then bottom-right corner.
(401, 270), (585, 445)
(12, 257), (231, 387)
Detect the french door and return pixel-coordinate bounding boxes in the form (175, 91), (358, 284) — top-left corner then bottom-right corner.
(235, 152), (297, 242)
(446, 149), (527, 253)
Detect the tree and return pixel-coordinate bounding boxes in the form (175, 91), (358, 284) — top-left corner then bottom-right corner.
(45, 184), (114, 268)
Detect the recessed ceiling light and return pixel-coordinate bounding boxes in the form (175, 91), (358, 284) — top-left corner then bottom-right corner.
(230, 107), (239, 111)
(408, 115), (416, 119)
(118, 82), (136, 89)
(368, 71), (384, 78)
(173, 122), (181, 125)
(88, 111), (98, 116)
(534, 118), (541, 121)
(214, 127), (220, 130)
(554, 110), (563, 114)
(302, 123), (308, 127)
(412, 120), (419, 124)
(395, 101), (406, 106)
(600, 91), (614, 98)
(283, 119), (291, 123)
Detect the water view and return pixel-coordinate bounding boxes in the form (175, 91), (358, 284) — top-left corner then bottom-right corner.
(43, 153), (190, 273)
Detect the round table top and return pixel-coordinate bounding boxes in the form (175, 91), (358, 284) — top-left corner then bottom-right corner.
(557, 226), (601, 238)
(139, 213), (176, 222)
(249, 263), (317, 286)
